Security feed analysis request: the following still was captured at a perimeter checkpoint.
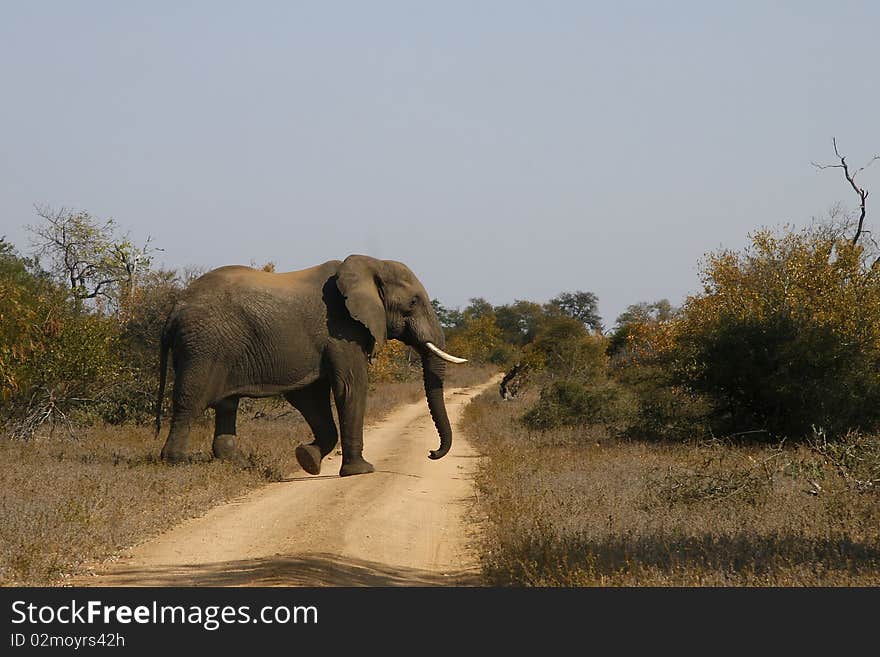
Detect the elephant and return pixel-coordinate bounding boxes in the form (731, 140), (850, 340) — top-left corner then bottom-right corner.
(154, 254), (467, 477)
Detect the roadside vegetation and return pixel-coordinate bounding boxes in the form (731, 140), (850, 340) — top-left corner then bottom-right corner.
(4, 142), (879, 586)
(463, 390), (880, 585)
(456, 145), (880, 585)
(0, 363), (491, 586)
(0, 209), (492, 585)
(458, 225), (880, 582)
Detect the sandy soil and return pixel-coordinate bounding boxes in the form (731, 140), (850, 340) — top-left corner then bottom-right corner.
(73, 376), (500, 587)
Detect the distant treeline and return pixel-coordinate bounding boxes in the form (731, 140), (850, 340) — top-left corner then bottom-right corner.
(463, 222), (880, 443)
(4, 205), (880, 443)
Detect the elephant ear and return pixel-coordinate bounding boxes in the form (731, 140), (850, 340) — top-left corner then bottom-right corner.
(336, 255), (387, 355)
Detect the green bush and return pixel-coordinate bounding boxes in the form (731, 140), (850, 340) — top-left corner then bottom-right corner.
(526, 316), (607, 379)
(107, 270), (187, 423)
(520, 317), (639, 433)
(369, 341), (420, 383)
(0, 255), (122, 434)
(446, 314), (507, 365)
(614, 364), (713, 441)
(522, 378), (637, 432)
(671, 226), (880, 440)
(1, 242), (187, 433)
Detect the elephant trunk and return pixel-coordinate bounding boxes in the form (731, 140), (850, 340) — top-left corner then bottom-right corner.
(422, 351), (452, 460)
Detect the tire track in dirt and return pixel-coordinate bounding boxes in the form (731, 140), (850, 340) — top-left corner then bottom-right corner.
(73, 376), (500, 586)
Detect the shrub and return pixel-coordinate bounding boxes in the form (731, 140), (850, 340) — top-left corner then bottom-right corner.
(614, 364), (713, 441)
(520, 318), (639, 433)
(369, 341), (419, 383)
(1, 244), (126, 434)
(92, 269), (187, 424)
(522, 378), (637, 432)
(1, 243), (187, 432)
(671, 226), (880, 439)
(446, 314), (507, 364)
(526, 316), (607, 380)
(608, 299), (676, 358)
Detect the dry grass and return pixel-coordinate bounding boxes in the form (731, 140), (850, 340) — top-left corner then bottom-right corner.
(462, 388), (880, 586)
(0, 425), (264, 586)
(0, 365), (493, 586)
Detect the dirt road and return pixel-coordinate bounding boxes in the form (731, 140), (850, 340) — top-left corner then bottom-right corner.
(75, 376), (499, 587)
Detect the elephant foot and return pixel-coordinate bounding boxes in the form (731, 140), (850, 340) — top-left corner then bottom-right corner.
(161, 449), (189, 464)
(295, 444), (323, 475)
(339, 458), (375, 477)
(212, 434), (249, 468)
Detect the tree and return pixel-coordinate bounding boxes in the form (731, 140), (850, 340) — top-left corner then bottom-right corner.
(431, 299), (464, 331)
(608, 299), (676, 359)
(462, 297), (495, 321)
(812, 138), (878, 252)
(546, 290), (603, 332)
(446, 314), (506, 364)
(494, 300), (547, 346)
(28, 206), (156, 312)
(614, 299), (675, 328)
(527, 315), (607, 379)
(609, 299), (676, 357)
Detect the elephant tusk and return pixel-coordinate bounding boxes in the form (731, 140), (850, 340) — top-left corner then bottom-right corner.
(425, 342), (468, 364)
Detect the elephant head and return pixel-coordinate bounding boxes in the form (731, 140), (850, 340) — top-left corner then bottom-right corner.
(336, 254), (466, 460)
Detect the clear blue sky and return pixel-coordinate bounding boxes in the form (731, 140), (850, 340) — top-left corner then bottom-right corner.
(2, 2), (878, 326)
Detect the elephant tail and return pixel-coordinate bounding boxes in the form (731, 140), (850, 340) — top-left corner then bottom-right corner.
(155, 317), (173, 436)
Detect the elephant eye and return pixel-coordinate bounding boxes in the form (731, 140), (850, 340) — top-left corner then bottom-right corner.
(409, 296), (419, 308)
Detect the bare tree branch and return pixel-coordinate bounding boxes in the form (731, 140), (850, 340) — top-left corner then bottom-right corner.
(812, 138), (876, 246)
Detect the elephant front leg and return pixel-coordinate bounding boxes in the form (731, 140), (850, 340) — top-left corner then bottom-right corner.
(331, 367), (374, 477)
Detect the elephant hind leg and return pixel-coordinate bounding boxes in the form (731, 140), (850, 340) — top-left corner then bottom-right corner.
(160, 413), (195, 464)
(161, 361), (223, 463)
(286, 381), (338, 475)
(212, 397), (248, 467)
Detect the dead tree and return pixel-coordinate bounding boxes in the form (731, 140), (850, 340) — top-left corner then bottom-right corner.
(500, 363), (528, 400)
(812, 138), (879, 249)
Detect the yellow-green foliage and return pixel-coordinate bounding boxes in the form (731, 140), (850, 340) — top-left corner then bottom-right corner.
(628, 225), (880, 440)
(0, 249), (119, 426)
(103, 270), (185, 424)
(520, 317), (639, 432)
(0, 244), (183, 432)
(526, 316), (607, 379)
(369, 341), (419, 382)
(683, 226), (880, 343)
(605, 318), (711, 441)
(446, 314), (508, 364)
(601, 225), (880, 442)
